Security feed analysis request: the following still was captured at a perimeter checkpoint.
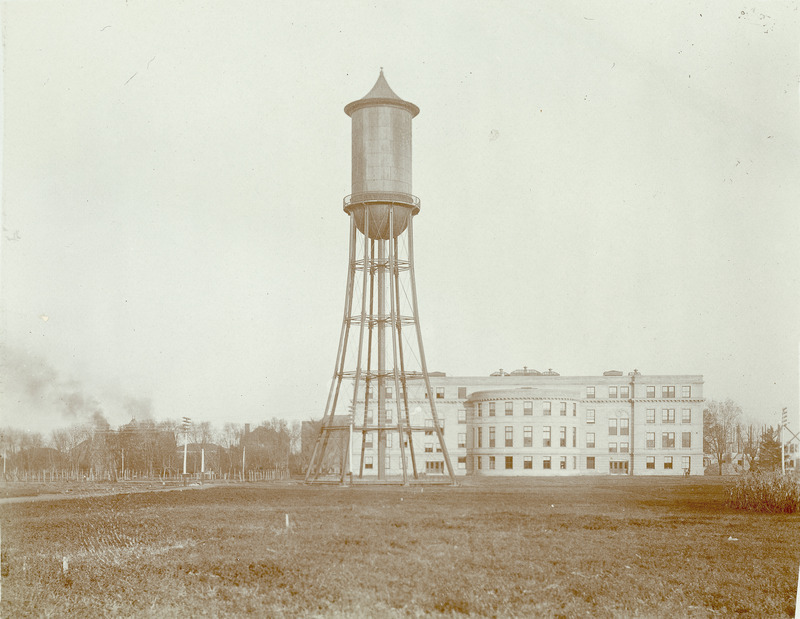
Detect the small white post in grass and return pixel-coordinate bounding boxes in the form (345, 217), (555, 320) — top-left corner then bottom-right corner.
(62, 557), (69, 575)
(285, 513), (290, 529)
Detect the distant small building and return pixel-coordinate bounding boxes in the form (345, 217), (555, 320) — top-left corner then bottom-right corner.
(785, 438), (799, 471)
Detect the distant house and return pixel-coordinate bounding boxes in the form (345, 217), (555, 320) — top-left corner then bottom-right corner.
(785, 438), (799, 472)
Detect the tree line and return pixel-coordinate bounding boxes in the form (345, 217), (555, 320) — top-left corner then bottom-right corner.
(0, 417), (308, 480)
(703, 399), (785, 475)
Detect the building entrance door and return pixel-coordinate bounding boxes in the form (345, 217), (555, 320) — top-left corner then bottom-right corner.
(609, 461), (629, 474)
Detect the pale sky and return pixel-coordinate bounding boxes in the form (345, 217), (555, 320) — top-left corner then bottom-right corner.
(2, 1), (798, 436)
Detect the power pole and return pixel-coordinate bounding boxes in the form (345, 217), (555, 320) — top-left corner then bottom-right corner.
(182, 417), (191, 484)
(781, 407), (787, 475)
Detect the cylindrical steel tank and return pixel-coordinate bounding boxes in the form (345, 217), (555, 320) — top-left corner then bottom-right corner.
(343, 70), (420, 240)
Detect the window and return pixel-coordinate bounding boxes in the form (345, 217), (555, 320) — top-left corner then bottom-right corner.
(457, 456), (466, 470)
(586, 386), (595, 399)
(586, 409), (595, 424)
(436, 387), (445, 399)
(436, 443), (443, 453)
(608, 419), (618, 436)
(477, 403), (483, 418)
(505, 401), (514, 416)
(620, 418), (629, 436)
(609, 386), (618, 399)
(458, 387), (467, 399)
(646, 456), (655, 469)
(559, 402), (567, 416)
(543, 402), (552, 416)
(620, 442), (629, 453)
(662, 385), (675, 398)
(682, 456), (691, 471)
(385, 408), (393, 425)
(523, 426), (533, 447)
(559, 427), (567, 447)
(662, 432), (675, 448)
(662, 409), (676, 423)
(489, 456), (496, 470)
(524, 456), (533, 470)
(476, 456), (482, 470)
(572, 427), (577, 447)
(385, 387), (393, 399)
(543, 427), (551, 447)
(505, 426), (513, 447)
(424, 443), (433, 453)
(646, 385), (656, 398)
(458, 409), (466, 424)
(586, 456), (595, 470)
(586, 432), (596, 448)
(366, 410), (374, 425)
(682, 385), (691, 398)
(524, 401), (533, 416)
(365, 433), (373, 449)
(620, 386), (629, 399)
(664, 456), (673, 470)
(560, 456), (567, 469)
(543, 457), (552, 469)
(489, 402), (496, 417)
(477, 427), (482, 448)
(488, 427), (495, 448)
(646, 432), (655, 449)
(646, 408), (655, 424)
(505, 456), (513, 470)
(573, 403), (577, 417)
(364, 456), (373, 469)
(609, 442), (617, 453)
(387, 433), (393, 448)
(458, 433), (466, 449)
(682, 409), (691, 424)
(682, 432), (691, 448)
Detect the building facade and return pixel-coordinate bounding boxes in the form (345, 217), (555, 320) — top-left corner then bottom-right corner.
(348, 368), (704, 478)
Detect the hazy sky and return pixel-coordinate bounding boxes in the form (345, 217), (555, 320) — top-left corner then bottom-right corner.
(2, 1), (798, 436)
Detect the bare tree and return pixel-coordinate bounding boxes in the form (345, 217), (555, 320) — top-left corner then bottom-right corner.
(704, 399), (742, 475)
(739, 422), (760, 472)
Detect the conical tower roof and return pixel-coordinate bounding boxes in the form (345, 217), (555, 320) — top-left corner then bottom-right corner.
(344, 69), (419, 117)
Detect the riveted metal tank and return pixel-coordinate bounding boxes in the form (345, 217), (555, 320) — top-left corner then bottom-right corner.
(343, 70), (420, 240)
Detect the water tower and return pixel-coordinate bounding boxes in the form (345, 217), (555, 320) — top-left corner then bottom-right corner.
(305, 70), (455, 484)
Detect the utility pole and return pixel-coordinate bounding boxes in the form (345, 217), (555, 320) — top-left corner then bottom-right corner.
(781, 407), (787, 475)
(182, 416), (191, 485)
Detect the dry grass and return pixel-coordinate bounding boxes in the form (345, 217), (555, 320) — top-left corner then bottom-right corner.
(727, 473), (800, 513)
(1, 477), (798, 617)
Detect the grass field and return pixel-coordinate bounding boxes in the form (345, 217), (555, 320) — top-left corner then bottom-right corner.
(1, 477), (798, 617)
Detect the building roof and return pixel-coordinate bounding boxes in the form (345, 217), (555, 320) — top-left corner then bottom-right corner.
(344, 69), (420, 118)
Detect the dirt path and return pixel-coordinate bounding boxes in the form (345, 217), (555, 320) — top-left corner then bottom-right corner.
(0, 482), (211, 505)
